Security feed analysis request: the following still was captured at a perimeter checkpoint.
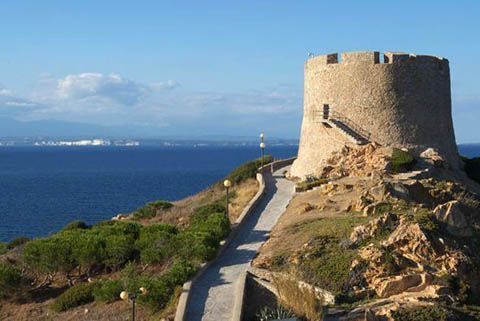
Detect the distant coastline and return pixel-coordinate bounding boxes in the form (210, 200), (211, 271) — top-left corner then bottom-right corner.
(0, 137), (300, 147)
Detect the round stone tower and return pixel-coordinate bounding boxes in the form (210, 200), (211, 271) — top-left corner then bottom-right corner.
(291, 51), (459, 178)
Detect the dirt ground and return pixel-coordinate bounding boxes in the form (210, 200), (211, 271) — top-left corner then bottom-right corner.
(254, 176), (373, 265)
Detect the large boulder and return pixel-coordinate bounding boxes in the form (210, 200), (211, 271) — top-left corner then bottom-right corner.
(434, 200), (472, 237)
(350, 212), (398, 247)
(375, 273), (427, 297)
(385, 220), (438, 263)
(420, 148), (445, 168)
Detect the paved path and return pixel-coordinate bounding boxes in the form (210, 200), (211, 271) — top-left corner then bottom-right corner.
(184, 166), (295, 321)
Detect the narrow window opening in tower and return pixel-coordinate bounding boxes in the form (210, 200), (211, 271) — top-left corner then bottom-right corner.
(380, 53), (386, 64)
(438, 62), (444, 71)
(323, 104), (330, 119)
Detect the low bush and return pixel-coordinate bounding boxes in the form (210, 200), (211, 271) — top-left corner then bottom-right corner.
(133, 200), (174, 219)
(71, 232), (106, 272)
(103, 235), (137, 270)
(227, 155), (274, 184)
(463, 156), (480, 184)
(149, 200), (174, 210)
(177, 206), (230, 261)
(62, 220), (89, 231)
(255, 305), (295, 321)
(162, 259), (196, 287)
(91, 221), (141, 240)
(23, 237), (76, 274)
(23, 221), (141, 275)
(0, 262), (22, 298)
(136, 224), (177, 264)
(137, 260), (195, 311)
(390, 148), (416, 173)
(413, 208), (439, 234)
(190, 212), (230, 242)
(296, 177), (328, 192)
(0, 242), (7, 255)
(392, 306), (451, 321)
(51, 282), (96, 312)
(175, 231), (219, 261)
(7, 236), (30, 249)
(93, 279), (123, 303)
(191, 202), (226, 222)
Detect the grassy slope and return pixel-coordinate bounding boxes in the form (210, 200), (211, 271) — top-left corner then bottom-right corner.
(0, 157), (267, 321)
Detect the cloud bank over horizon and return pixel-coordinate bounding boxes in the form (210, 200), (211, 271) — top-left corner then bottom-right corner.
(0, 72), (478, 142)
(0, 72), (303, 138)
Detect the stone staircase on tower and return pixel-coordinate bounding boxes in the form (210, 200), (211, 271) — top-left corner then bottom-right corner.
(317, 110), (371, 145)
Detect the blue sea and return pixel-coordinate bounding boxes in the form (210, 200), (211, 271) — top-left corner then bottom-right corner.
(0, 144), (478, 242)
(0, 145), (298, 242)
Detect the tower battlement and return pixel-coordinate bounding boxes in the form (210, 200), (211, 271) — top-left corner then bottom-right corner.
(307, 51), (448, 67)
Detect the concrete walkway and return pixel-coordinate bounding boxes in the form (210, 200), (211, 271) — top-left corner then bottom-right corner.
(184, 166), (295, 321)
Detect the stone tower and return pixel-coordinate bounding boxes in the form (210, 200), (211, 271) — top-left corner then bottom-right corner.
(291, 51), (460, 178)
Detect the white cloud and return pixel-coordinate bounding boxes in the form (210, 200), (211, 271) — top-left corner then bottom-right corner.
(150, 80), (180, 91)
(0, 73), (303, 137)
(56, 73), (146, 105)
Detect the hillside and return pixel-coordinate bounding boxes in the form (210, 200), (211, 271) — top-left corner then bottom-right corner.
(252, 144), (480, 320)
(0, 156), (269, 321)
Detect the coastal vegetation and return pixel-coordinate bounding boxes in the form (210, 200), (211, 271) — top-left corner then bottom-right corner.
(0, 155), (270, 320)
(295, 176), (329, 192)
(132, 200), (174, 220)
(0, 263), (24, 299)
(390, 148), (416, 173)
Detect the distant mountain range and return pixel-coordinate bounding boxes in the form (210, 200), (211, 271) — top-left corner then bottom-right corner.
(0, 117), (299, 143)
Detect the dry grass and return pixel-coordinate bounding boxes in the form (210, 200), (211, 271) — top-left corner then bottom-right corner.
(140, 178), (258, 228)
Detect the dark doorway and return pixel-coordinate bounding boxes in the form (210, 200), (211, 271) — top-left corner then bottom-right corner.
(323, 104), (330, 119)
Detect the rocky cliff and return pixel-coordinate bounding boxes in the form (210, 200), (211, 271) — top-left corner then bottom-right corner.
(253, 144), (480, 320)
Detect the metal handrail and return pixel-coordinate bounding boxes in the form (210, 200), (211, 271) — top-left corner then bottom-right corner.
(329, 110), (372, 141)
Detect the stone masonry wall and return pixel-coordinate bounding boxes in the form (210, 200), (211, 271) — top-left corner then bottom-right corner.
(291, 51), (459, 178)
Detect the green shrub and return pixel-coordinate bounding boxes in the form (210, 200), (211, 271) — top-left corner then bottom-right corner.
(176, 205), (230, 261)
(62, 220), (89, 231)
(162, 259), (196, 287)
(148, 200), (174, 210)
(463, 156), (480, 184)
(227, 155), (274, 184)
(175, 231), (219, 261)
(296, 177), (328, 192)
(414, 208), (439, 234)
(70, 232), (106, 272)
(255, 305), (295, 321)
(133, 200), (174, 219)
(7, 236), (30, 249)
(93, 279), (123, 303)
(136, 224), (177, 264)
(0, 242), (7, 255)
(23, 221), (141, 275)
(51, 282), (96, 312)
(103, 235), (137, 270)
(92, 221), (141, 240)
(390, 148), (416, 173)
(392, 306), (450, 321)
(192, 202), (226, 222)
(137, 260), (195, 311)
(0, 263), (22, 298)
(190, 212), (230, 242)
(23, 237), (76, 274)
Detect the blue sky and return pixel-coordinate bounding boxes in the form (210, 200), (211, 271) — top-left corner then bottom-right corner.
(0, 1), (479, 141)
